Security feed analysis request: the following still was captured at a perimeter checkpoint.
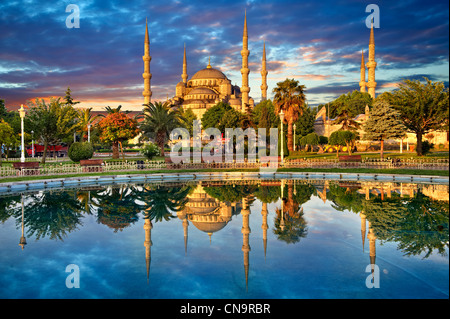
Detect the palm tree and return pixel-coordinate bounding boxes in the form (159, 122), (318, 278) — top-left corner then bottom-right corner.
(77, 108), (101, 141)
(273, 79), (306, 152)
(138, 184), (192, 222)
(332, 109), (361, 131)
(140, 101), (183, 156)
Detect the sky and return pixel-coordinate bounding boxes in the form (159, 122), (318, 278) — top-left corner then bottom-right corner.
(0, 0), (448, 111)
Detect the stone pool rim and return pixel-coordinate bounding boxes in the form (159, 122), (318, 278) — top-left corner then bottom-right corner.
(0, 171), (448, 194)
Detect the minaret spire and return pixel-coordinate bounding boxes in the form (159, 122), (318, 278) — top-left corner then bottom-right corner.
(182, 43), (188, 84)
(241, 10), (250, 112)
(143, 217), (153, 283)
(241, 197), (251, 291)
(359, 49), (366, 93)
(366, 21), (377, 99)
(260, 41), (268, 101)
(261, 202), (268, 259)
(142, 18), (152, 105)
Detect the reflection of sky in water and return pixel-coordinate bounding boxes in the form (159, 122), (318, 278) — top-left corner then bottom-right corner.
(0, 182), (448, 299)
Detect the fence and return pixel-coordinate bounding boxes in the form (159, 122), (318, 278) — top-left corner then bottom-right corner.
(1, 157), (448, 179)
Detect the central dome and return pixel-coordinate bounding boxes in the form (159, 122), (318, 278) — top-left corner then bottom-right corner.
(191, 67), (227, 80)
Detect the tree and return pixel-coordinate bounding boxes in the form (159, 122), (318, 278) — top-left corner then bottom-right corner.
(97, 112), (139, 159)
(293, 104), (316, 138)
(362, 99), (406, 158)
(63, 86), (80, 107)
(179, 107), (197, 136)
(219, 108), (245, 133)
(77, 108), (101, 141)
(201, 102), (232, 131)
(27, 98), (78, 164)
(140, 101), (182, 157)
(326, 90), (373, 119)
(56, 102), (81, 146)
(252, 99), (279, 131)
(329, 130), (356, 156)
(332, 109), (361, 131)
(0, 120), (17, 165)
(273, 79), (307, 152)
(381, 78), (449, 156)
(299, 132), (319, 152)
(101, 105), (132, 116)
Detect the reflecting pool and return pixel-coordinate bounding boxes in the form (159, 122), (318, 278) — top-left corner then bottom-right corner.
(0, 179), (448, 299)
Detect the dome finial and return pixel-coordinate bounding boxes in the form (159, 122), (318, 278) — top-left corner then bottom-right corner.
(207, 56), (212, 69)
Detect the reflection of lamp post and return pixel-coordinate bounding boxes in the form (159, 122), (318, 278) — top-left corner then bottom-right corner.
(293, 123), (296, 151)
(280, 179), (285, 231)
(19, 104), (26, 163)
(19, 194), (27, 250)
(31, 130), (34, 158)
(87, 124), (91, 143)
(279, 110), (285, 163)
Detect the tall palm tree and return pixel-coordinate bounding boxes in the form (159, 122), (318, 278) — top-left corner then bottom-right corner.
(140, 101), (183, 156)
(273, 79), (306, 152)
(137, 184), (192, 222)
(332, 109), (361, 131)
(77, 108), (101, 141)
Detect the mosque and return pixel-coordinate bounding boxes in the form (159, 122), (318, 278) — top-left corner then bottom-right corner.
(141, 12), (265, 119)
(313, 23), (449, 148)
(141, 14), (448, 147)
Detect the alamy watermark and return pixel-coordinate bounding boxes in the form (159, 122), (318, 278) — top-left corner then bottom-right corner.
(65, 264), (80, 288)
(365, 264), (380, 288)
(365, 4), (380, 28)
(65, 4), (80, 28)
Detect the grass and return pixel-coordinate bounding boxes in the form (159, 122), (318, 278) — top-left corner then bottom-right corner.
(0, 166), (447, 184)
(287, 150), (449, 160)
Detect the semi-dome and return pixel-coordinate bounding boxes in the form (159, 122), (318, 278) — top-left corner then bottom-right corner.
(191, 221), (228, 234)
(187, 87), (218, 95)
(191, 67), (227, 80)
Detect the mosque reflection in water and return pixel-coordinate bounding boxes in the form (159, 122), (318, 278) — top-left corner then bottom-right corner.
(0, 179), (448, 296)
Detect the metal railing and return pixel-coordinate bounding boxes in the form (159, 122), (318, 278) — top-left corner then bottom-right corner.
(1, 157), (448, 179)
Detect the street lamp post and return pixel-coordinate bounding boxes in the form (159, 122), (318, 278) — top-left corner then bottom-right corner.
(31, 130), (34, 158)
(19, 104), (26, 163)
(293, 123), (296, 151)
(88, 124), (91, 143)
(19, 193), (27, 250)
(279, 109), (285, 164)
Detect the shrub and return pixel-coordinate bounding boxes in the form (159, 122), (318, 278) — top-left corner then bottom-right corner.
(141, 142), (160, 160)
(319, 136), (328, 145)
(68, 142), (94, 162)
(421, 140), (434, 155)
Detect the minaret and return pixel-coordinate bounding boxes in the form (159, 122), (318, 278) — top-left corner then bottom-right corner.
(366, 22), (377, 99)
(183, 217), (189, 255)
(182, 43), (188, 84)
(260, 41), (268, 101)
(261, 202), (268, 259)
(359, 49), (366, 93)
(142, 18), (152, 105)
(241, 197), (251, 291)
(143, 217), (153, 282)
(367, 221), (377, 276)
(360, 211), (366, 252)
(241, 10), (250, 112)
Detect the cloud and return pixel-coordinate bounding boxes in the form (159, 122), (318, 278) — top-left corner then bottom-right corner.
(0, 0), (448, 109)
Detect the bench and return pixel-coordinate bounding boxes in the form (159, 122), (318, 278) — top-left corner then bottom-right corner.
(260, 156), (281, 167)
(80, 159), (103, 172)
(338, 155), (362, 162)
(12, 162), (40, 175)
(338, 155), (362, 168)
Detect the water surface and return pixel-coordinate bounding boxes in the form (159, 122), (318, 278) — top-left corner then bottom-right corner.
(0, 179), (448, 299)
